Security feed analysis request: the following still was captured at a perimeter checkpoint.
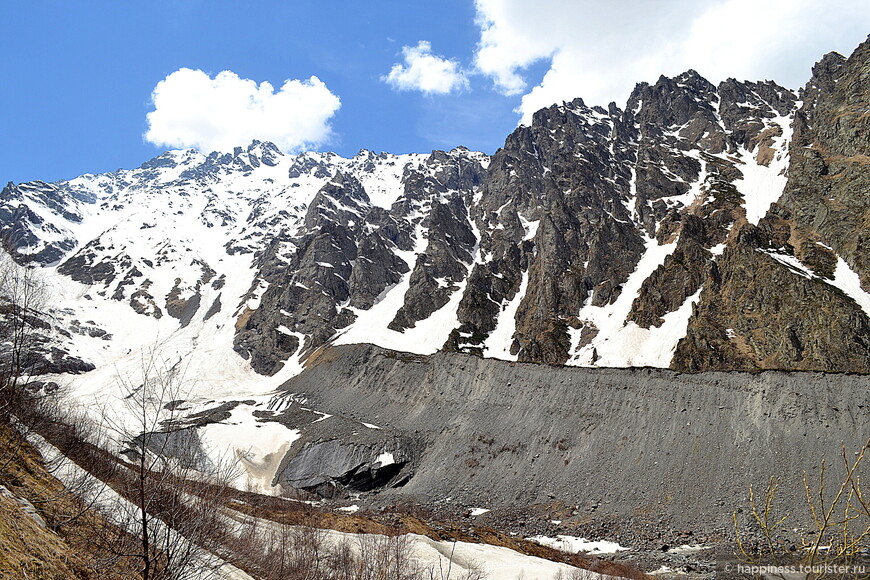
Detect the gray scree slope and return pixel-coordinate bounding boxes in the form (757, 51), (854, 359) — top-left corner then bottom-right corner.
(281, 344), (869, 532)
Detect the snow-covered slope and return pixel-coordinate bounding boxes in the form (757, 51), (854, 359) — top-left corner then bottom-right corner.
(2, 142), (472, 494)
(0, 71), (846, 382)
(6, 143), (439, 396)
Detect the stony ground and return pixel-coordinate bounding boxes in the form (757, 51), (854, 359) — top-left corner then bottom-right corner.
(277, 343), (870, 576)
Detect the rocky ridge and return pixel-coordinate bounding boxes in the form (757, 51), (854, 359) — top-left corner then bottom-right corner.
(674, 39), (870, 372)
(1, 38), (869, 383)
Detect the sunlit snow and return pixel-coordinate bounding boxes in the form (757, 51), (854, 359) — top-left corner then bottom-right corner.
(567, 236), (700, 368)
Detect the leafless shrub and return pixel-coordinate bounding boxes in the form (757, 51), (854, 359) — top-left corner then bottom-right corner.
(0, 251), (48, 398)
(0, 250), (51, 476)
(551, 567), (607, 580)
(86, 351), (241, 580)
(734, 438), (870, 580)
(232, 516), (493, 580)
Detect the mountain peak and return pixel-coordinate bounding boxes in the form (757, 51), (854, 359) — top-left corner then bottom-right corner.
(4, 39), (870, 386)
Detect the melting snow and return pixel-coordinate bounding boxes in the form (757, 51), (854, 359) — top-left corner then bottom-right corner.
(761, 250), (815, 279)
(568, 237), (700, 367)
(736, 112), (793, 225)
(710, 243), (727, 256)
(198, 402), (301, 495)
(483, 269), (529, 361)
(226, 510), (599, 580)
(529, 535), (628, 555)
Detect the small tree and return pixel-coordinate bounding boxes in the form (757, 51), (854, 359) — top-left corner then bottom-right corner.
(0, 250), (47, 401)
(96, 352), (240, 580)
(0, 249), (53, 479)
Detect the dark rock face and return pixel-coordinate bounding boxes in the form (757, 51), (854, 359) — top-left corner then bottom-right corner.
(672, 223), (870, 372)
(0, 304), (95, 376)
(779, 41), (870, 289)
(57, 245), (115, 286)
(234, 172), (374, 373)
(277, 437), (412, 497)
(673, 36), (870, 372)
(449, 66), (799, 367)
(4, 38), (870, 376)
(234, 150), (487, 375)
(0, 182), (80, 265)
(388, 152), (483, 332)
(628, 228), (713, 329)
(455, 99), (644, 364)
(165, 263), (214, 328)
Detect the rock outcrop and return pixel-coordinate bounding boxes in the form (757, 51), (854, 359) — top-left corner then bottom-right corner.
(673, 36), (870, 372)
(2, 37), (869, 376)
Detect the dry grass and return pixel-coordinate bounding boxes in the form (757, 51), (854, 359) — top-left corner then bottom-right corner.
(822, 153), (870, 167)
(233, 306), (255, 330)
(0, 423), (140, 579)
(224, 491), (652, 580)
(0, 494), (84, 580)
(303, 344), (337, 369)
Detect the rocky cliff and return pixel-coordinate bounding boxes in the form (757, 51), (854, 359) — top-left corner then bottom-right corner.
(1, 38), (869, 384)
(673, 39), (870, 372)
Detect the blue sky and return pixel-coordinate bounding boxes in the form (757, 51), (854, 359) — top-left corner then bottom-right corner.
(2, 1), (521, 183)
(3, 1), (869, 184)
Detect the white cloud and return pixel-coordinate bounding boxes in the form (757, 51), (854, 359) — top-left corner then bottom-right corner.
(145, 68), (341, 153)
(384, 41), (469, 95)
(473, 0), (870, 124)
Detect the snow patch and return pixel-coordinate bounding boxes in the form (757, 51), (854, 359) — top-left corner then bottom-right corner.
(529, 535), (628, 555)
(518, 213), (540, 241)
(761, 250), (815, 279)
(736, 112), (793, 225)
(762, 251), (870, 317)
(665, 544), (708, 554)
(198, 401), (302, 495)
(568, 237), (699, 368)
(833, 257), (870, 317)
(482, 269), (530, 361)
